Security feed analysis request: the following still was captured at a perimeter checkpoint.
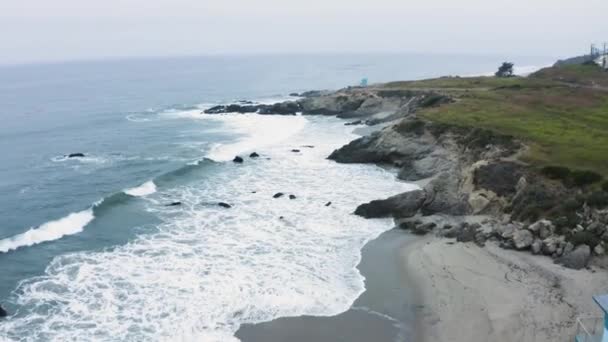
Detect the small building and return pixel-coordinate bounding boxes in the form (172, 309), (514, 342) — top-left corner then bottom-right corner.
(575, 295), (608, 342)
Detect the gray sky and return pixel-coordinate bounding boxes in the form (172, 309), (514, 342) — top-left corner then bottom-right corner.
(2, 0), (608, 65)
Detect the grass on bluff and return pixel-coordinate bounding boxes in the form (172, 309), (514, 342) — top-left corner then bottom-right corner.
(386, 65), (608, 176)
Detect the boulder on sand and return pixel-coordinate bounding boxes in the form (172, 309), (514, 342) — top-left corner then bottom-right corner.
(558, 245), (591, 270)
(233, 156), (244, 163)
(512, 229), (534, 250)
(411, 222), (436, 235)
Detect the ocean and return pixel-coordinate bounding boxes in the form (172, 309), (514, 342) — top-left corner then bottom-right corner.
(0, 53), (551, 341)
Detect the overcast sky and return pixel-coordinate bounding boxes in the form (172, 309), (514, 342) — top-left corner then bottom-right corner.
(1, 0), (607, 65)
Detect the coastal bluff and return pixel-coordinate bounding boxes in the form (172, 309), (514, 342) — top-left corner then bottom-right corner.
(208, 63), (608, 270)
(235, 63), (608, 342)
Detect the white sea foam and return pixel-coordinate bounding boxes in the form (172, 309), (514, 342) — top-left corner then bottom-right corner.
(0, 209), (95, 254)
(0, 116), (417, 341)
(205, 113), (308, 161)
(124, 181), (157, 197)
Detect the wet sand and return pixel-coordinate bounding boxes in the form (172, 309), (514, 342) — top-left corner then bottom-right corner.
(235, 228), (420, 342)
(237, 229), (608, 342)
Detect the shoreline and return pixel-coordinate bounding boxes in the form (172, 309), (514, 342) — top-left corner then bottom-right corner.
(236, 228), (421, 342)
(237, 229), (608, 342)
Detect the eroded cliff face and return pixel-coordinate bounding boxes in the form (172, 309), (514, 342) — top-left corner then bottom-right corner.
(330, 119), (525, 218)
(326, 92), (607, 269)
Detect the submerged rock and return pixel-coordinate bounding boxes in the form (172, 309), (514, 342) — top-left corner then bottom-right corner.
(218, 202), (232, 209)
(345, 120), (362, 126)
(233, 156), (244, 163)
(67, 153), (85, 158)
(167, 202), (182, 207)
(273, 193), (284, 199)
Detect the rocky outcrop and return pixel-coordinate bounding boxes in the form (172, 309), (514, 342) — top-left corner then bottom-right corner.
(204, 102), (301, 115)
(354, 190), (426, 218)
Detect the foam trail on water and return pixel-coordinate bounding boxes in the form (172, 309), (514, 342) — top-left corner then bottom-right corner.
(0, 116), (417, 341)
(205, 113), (308, 161)
(0, 209), (94, 253)
(124, 181), (157, 197)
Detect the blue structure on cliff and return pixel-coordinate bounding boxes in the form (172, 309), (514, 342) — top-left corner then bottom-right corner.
(575, 295), (608, 342)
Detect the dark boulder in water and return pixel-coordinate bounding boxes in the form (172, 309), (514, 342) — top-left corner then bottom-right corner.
(345, 120), (362, 126)
(249, 152), (260, 158)
(167, 202), (182, 207)
(204, 105), (227, 114)
(289, 92), (300, 97)
(233, 156), (244, 163)
(289, 195), (297, 200)
(0, 305), (7, 317)
(291, 149), (301, 153)
(67, 153), (85, 158)
(258, 101), (301, 115)
(218, 202), (232, 209)
(273, 193), (284, 198)
(325, 202), (332, 207)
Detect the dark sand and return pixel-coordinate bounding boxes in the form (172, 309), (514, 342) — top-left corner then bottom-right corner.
(235, 228), (420, 342)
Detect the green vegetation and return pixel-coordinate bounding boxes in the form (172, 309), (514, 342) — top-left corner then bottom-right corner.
(382, 65), (608, 176)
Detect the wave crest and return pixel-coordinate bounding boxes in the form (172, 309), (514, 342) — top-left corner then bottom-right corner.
(0, 209), (95, 254)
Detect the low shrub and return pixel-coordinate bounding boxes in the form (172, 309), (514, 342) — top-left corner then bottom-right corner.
(587, 191), (608, 208)
(570, 170), (603, 187)
(395, 119), (426, 135)
(419, 94), (446, 108)
(568, 231), (599, 248)
(541, 166), (571, 181)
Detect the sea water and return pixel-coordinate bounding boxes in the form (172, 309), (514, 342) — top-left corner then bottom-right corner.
(0, 53), (551, 341)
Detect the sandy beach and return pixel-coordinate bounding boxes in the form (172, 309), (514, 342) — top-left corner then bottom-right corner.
(238, 227), (608, 342)
(405, 236), (608, 342)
